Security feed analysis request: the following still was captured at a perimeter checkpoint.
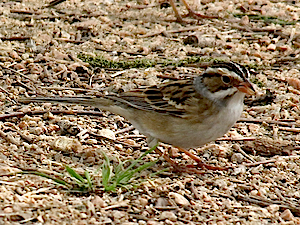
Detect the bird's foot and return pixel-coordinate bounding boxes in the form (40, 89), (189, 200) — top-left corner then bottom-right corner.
(177, 147), (228, 171)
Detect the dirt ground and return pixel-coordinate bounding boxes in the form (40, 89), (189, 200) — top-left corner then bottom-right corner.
(1, 0), (300, 224)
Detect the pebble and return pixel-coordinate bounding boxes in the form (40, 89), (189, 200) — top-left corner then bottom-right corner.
(160, 211), (177, 221)
(155, 198), (169, 207)
(51, 137), (82, 152)
(91, 195), (107, 208)
(147, 221), (162, 225)
(232, 165), (246, 175)
(280, 209), (294, 221)
(267, 43), (276, 51)
(113, 211), (126, 219)
(267, 204), (280, 214)
(231, 153), (244, 163)
(99, 129), (116, 140)
(168, 192), (190, 206)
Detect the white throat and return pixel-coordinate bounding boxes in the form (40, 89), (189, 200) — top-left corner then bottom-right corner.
(207, 87), (238, 101)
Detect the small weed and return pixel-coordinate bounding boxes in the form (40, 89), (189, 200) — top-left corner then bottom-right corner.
(100, 145), (158, 191)
(18, 145), (159, 192)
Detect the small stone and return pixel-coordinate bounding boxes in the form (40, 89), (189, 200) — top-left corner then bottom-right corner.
(9, 51), (21, 60)
(258, 187), (268, 197)
(51, 137), (82, 152)
(113, 211), (126, 219)
(86, 139), (98, 145)
(115, 144), (123, 150)
(267, 204), (280, 214)
(33, 127), (44, 135)
(3, 207), (13, 213)
(155, 198), (169, 207)
(22, 53), (30, 60)
(249, 190), (258, 196)
(18, 121), (28, 130)
(232, 165), (246, 175)
(231, 153), (244, 163)
(60, 30), (71, 39)
(270, 167), (278, 173)
(99, 129), (116, 140)
(241, 15), (249, 25)
(91, 195), (107, 208)
(168, 192), (190, 206)
(267, 43), (276, 51)
(250, 165), (263, 174)
(139, 197), (148, 207)
(278, 45), (292, 51)
(281, 209), (294, 221)
(160, 211), (177, 221)
(147, 221), (162, 225)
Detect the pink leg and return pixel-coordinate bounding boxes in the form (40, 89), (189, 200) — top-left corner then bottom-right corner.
(178, 147), (228, 171)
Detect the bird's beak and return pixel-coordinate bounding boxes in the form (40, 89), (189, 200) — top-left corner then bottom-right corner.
(237, 80), (255, 95)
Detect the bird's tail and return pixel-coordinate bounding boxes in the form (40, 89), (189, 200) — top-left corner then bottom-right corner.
(19, 96), (112, 108)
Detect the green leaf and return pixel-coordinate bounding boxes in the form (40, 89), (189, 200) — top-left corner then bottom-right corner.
(65, 165), (85, 183)
(100, 151), (111, 188)
(20, 170), (71, 188)
(84, 170), (92, 189)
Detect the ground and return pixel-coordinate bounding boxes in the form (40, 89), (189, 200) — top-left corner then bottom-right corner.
(0, 0), (300, 224)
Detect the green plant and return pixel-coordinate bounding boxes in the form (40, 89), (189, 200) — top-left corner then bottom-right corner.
(101, 145), (158, 191)
(17, 145), (159, 192)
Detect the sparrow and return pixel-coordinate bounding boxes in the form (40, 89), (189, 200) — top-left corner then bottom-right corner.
(20, 61), (255, 173)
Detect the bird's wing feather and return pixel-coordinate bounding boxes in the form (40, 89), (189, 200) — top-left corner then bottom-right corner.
(106, 80), (213, 118)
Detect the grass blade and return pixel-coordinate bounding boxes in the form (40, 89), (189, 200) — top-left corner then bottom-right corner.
(84, 170), (92, 189)
(65, 165), (85, 183)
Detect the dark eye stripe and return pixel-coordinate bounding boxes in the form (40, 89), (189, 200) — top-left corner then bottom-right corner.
(202, 72), (221, 78)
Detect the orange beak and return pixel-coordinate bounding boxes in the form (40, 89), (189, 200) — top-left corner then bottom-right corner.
(237, 80), (255, 95)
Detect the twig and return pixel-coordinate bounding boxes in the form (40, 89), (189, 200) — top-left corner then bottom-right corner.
(10, 9), (40, 14)
(0, 110), (105, 121)
(9, 128), (33, 143)
(0, 36), (31, 41)
(240, 159), (277, 167)
(232, 190), (300, 216)
(278, 127), (300, 133)
(40, 86), (97, 92)
(217, 137), (256, 141)
(0, 87), (17, 104)
(114, 126), (135, 135)
(16, 80), (38, 93)
(238, 118), (300, 127)
(0, 64), (35, 82)
(54, 38), (85, 44)
(126, 3), (157, 9)
(117, 135), (145, 139)
(232, 144), (256, 163)
(140, 26), (201, 38)
(0, 130), (20, 145)
(45, 0), (67, 8)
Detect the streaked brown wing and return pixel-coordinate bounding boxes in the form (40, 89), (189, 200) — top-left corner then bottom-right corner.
(106, 80), (212, 118)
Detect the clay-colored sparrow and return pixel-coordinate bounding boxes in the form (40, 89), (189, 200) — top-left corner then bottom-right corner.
(20, 62), (255, 173)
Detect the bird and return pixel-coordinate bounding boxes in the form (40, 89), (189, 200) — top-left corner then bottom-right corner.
(20, 61), (255, 174)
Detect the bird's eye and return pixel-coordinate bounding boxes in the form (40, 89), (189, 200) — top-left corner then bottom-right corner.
(221, 75), (231, 84)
